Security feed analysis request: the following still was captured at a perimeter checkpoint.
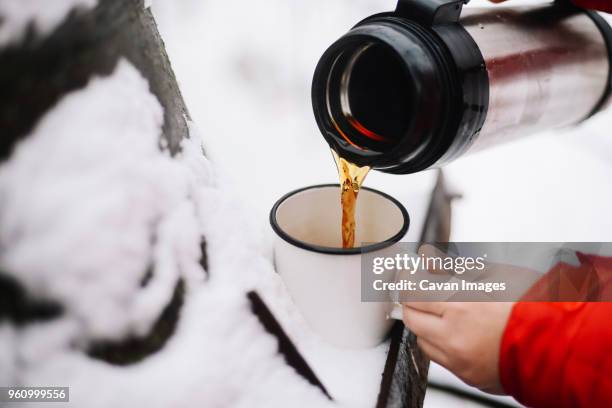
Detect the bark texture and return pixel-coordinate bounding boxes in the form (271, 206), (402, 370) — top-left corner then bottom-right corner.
(0, 0), (190, 161)
(376, 171), (455, 408)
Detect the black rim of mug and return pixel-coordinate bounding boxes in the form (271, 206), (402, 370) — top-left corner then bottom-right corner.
(270, 184), (410, 255)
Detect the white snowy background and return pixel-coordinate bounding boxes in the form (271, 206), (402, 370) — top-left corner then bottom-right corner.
(151, 0), (612, 241)
(1, 0), (611, 407)
(151, 0), (612, 405)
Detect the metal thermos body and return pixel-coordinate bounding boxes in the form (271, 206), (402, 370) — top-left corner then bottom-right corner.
(462, 6), (609, 153)
(312, 0), (612, 173)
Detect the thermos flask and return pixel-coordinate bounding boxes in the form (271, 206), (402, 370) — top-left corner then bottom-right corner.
(312, 0), (612, 173)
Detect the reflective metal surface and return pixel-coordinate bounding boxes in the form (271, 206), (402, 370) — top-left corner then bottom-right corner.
(462, 6), (609, 153)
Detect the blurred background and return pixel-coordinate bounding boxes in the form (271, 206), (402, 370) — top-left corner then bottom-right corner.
(151, 0), (612, 245)
(150, 0), (612, 405)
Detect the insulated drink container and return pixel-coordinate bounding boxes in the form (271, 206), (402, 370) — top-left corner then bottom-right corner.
(312, 0), (612, 173)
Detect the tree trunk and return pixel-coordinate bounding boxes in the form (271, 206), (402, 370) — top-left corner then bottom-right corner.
(0, 0), (190, 160)
(0, 0), (194, 363)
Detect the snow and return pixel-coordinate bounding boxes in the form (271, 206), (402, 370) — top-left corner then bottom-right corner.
(149, 0), (437, 229)
(0, 59), (177, 342)
(258, 189), (432, 406)
(150, 0), (612, 243)
(0, 60), (333, 407)
(0, 0), (98, 46)
(428, 364), (522, 407)
(150, 1), (612, 406)
(2, 0), (611, 406)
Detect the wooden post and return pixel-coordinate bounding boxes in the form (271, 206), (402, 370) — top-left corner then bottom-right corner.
(376, 171), (455, 408)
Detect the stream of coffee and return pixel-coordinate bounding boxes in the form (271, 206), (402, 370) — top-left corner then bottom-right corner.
(332, 150), (371, 248)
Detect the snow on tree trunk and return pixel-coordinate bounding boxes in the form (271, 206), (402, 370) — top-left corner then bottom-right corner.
(0, 0), (196, 365)
(0, 1), (334, 407)
(0, 0), (191, 160)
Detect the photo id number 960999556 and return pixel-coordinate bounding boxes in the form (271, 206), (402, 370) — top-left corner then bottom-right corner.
(0, 387), (69, 402)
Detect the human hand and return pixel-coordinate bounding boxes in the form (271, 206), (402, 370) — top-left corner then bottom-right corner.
(402, 300), (513, 394)
(400, 245), (518, 394)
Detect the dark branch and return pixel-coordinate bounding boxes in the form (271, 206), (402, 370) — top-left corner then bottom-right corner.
(0, 273), (63, 325)
(87, 279), (184, 365)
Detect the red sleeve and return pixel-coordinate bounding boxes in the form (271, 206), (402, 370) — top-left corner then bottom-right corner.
(499, 255), (612, 408)
(572, 0), (612, 13)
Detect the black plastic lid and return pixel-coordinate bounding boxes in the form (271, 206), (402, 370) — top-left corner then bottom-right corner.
(311, 0), (488, 174)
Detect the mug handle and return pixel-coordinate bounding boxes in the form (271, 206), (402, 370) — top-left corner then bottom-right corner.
(388, 302), (404, 320)
(385, 250), (420, 321)
(383, 248), (463, 321)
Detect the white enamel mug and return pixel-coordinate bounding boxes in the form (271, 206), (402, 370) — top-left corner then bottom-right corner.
(270, 184), (409, 348)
